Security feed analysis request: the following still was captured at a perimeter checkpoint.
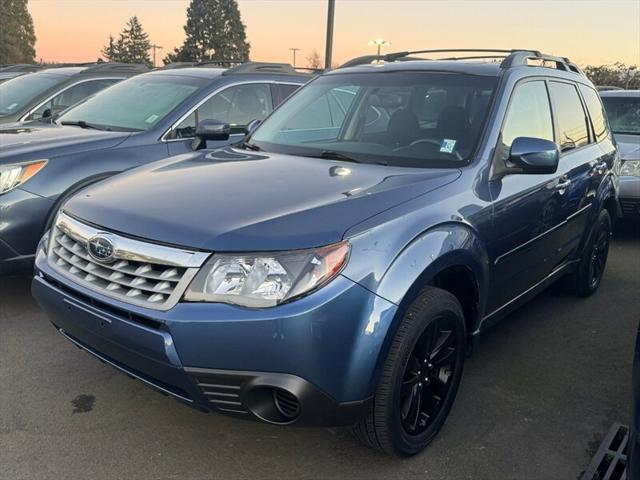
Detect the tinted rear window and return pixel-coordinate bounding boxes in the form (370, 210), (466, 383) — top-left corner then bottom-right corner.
(548, 82), (590, 152)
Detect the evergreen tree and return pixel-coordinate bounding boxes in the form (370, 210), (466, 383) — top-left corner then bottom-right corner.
(164, 0), (250, 64)
(101, 16), (151, 65)
(101, 34), (121, 62)
(0, 0), (36, 64)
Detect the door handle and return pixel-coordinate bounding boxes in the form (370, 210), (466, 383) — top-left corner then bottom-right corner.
(594, 162), (608, 174)
(556, 179), (572, 191)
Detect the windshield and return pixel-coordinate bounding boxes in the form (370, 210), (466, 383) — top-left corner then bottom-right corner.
(601, 96), (640, 135)
(58, 74), (205, 132)
(250, 72), (497, 168)
(0, 72), (65, 116)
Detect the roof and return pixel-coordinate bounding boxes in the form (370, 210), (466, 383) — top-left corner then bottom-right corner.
(35, 67), (87, 77)
(599, 90), (640, 98)
(329, 59), (502, 76)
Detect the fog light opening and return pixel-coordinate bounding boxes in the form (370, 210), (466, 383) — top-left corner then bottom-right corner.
(245, 386), (300, 424)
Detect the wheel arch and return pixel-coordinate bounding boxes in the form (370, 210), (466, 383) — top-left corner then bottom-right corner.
(375, 222), (490, 352)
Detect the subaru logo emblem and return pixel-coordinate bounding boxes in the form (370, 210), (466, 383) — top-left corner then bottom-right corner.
(87, 235), (115, 263)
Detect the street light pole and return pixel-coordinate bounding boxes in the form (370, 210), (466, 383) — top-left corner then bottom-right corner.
(289, 48), (300, 68)
(324, 0), (335, 69)
(368, 38), (390, 58)
(150, 44), (163, 67)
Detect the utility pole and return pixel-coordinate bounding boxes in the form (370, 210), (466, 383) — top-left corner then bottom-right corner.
(289, 47), (300, 68)
(150, 44), (163, 67)
(369, 38), (390, 57)
(324, 0), (335, 69)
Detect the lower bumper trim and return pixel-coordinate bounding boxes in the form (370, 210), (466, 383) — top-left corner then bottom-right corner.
(185, 367), (371, 427)
(58, 327), (193, 404)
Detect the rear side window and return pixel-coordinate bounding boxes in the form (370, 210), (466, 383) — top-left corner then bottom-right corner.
(502, 80), (554, 147)
(273, 83), (300, 105)
(548, 82), (589, 151)
(579, 85), (609, 142)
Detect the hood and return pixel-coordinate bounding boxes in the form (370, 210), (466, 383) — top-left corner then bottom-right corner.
(614, 134), (640, 160)
(65, 147), (461, 252)
(0, 123), (130, 163)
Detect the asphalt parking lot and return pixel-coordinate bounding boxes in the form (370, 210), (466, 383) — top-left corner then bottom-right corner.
(1, 223), (638, 480)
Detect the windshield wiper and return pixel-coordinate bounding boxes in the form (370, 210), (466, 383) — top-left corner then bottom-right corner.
(238, 140), (261, 151)
(314, 150), (387, 165)
(60, 120), (111, 131)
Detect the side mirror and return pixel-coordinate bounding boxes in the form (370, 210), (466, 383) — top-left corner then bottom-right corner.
(244, 119), (261, 136)
(192, 119), (230, 150)
(508, 137), (559, 175)
(42, 105), (68, 121)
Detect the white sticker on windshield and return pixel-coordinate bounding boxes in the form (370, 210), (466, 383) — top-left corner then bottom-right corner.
(7, 103), (18, 111)
(440, 139), (456, 154)
(145, 114), (159, 124)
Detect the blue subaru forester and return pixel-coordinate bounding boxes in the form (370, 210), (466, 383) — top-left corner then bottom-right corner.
(33, 49), (619, 456)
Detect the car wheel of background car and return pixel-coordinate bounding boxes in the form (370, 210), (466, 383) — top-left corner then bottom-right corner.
(564, 209), (612, 297)
(352, 286), (466, 456)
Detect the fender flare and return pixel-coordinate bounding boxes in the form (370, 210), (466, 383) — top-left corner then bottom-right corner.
(375, 222), (490, 334)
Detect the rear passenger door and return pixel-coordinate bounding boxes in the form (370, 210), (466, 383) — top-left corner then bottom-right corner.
(547, 81), (602, 259)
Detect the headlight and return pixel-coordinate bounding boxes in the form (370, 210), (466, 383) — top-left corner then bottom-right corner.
(0, 160), (47, 194)
(620, 160), (640, 177)
(184, 241), (350, 307)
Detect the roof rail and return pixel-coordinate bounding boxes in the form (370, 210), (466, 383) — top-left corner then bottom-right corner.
(222, 62), (298, 76)
(81, 62), (150, 73)
(339, 48), (584, 76)
(0, 63), (45, 72)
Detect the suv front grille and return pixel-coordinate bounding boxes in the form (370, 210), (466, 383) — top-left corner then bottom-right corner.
(48, 212), (209, 310)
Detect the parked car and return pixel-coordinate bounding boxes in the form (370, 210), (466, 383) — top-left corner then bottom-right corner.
(0, 64), (45, 84)
(600, 90), (640, 219)
(0, 62), (308, 275)
(0, 63), (149, 124)
(32, 49), (618, 456)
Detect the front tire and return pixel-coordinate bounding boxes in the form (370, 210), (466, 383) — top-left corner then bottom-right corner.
(565, 209), (612, 297)
(352, 287), (466, 456)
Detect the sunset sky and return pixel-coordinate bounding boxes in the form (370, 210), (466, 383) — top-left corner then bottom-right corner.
(29, 0), (640, 67)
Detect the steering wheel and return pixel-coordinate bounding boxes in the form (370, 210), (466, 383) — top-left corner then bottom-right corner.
(406, 138), (464, 161)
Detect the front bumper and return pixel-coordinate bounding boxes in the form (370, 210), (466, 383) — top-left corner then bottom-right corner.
(32, 252), (398, 426)
(619, 175), (640, 219)
(0, 187), (53, 275)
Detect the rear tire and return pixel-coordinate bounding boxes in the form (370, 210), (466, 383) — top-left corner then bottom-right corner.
(352, 286), (466, 456)
(564, 209), (612, 297)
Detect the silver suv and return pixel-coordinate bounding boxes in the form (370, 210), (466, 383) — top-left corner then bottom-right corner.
(600, 90), (640, 219)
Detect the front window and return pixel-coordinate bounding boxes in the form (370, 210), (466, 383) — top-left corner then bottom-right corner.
(28, 78), (121, 121)
(0, 72), (66, 117)
(170, 83), (273, 139)
(250, 72), (497, 168)
(601, 96), (640, 136)
(58, 74), (205, 132)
